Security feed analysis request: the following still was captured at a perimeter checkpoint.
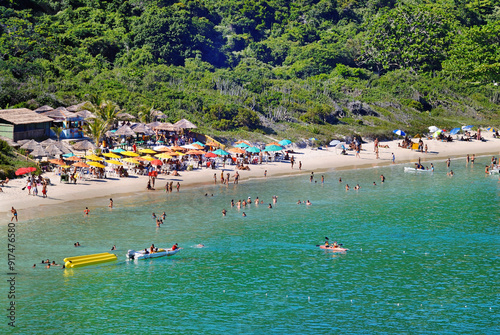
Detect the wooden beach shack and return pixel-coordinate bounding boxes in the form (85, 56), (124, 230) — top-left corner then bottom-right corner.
(41, 107), (84, 139)
(0, 108), (52, 141)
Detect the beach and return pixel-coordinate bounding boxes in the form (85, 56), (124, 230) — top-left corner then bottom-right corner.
(1, 134), (499, 333)
(1, 134), (499, 220)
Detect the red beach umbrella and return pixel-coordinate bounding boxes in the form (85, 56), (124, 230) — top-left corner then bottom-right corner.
(151, 159), (163, 166)
(205, 152), (217, 158)
(15, 167), (37, 176)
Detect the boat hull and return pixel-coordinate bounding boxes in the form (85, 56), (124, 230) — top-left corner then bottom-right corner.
(319, 245), (348, 252)
(126, 248), (180, 260)
(404, 167), (433, 173)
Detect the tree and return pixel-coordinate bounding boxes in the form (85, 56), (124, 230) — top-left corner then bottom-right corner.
(442, 21), (500, 83)
(360, 4), (458, 73)
(82, 116), (108, 149)
(50, 126), (63, 141)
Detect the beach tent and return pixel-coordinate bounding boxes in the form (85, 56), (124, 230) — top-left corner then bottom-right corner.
(428, 126), (440, 133)
(329, 140), (341, 146)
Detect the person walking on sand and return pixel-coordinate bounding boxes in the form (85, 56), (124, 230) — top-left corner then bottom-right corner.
(299, 161), (302, 170)
(11, 207), (17, 222)
(375, 146), (379, 159)
(42, 182), (47, 198)
(290, 155), (295, 169)
(374, 138), (379, 152)
(221, 170), (225, 184)
(392, 153), (395, 164)
(213, 173), (217, 184)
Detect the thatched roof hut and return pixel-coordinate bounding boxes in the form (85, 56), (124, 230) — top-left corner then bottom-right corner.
(174, 118), (197, 129)
(0, 108), (53, 141)
(42, 107), (80, 121)
(33, 105), (54, 113)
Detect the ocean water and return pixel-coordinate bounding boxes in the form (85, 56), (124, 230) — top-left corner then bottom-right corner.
(1, 157), (499, 334)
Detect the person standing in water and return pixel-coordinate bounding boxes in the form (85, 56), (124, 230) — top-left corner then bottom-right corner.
(109, 198), (113, 208)
(11, 207), (17, 222)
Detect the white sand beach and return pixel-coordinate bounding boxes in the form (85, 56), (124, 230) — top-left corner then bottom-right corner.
(1, 134), (499, 220)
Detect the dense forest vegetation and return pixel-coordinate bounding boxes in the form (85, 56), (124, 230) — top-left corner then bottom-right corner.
(1, 0), (499, 142)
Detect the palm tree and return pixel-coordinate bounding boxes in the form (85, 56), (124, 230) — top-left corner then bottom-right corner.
(83, 99), (121, 130)
(138, 105), (155, 124)
(83, 117), (108, 149)
(51, 126), (63, 141)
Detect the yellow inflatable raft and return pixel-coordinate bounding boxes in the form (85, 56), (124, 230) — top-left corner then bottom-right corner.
(64, 252), (117, 268)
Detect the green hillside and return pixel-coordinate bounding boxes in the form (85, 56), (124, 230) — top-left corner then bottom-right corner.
(1, 0), (499, 142)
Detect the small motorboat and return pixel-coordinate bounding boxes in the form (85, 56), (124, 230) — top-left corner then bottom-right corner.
(489, 167), (499, 174)
(126, 247), (180, 260)
(319, 245), (348, 252)
(404, 167), (433, 173)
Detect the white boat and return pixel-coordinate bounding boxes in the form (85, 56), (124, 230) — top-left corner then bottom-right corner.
(126, 247), (180, 260)
(489, 167), (500, 174)
(404, 167), (433, 173)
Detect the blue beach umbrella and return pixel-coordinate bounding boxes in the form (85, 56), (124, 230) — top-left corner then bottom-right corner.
(193, 141), (205, 147)
(462, 125), (474, 131)
(393, 129), (406, 136)
(62, 152), (75, 158)
(450, 128), (461, 135)
(309, 137), (318, 141)
(263, 145), (283, 152)
(111, 148), (125, 153)
(212, 148), (229, 156)
(235, 142), (250, 148)
(245, 146), (261, 153)
(279, 139), (292, 146)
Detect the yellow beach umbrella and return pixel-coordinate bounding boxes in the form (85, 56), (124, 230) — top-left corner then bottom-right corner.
(106, 160), (123, 166)
(121, 151), (139, 157)
(85, 154), (104, 161)
(155, 153), (172, 159)
(175, 151), (186, 156)
(61, 165), (71, 168)
(103, 152), (121, 159)
(87, 161), (105, 168)
(138, 148), (156, 154)
(122, 158), (139, 164)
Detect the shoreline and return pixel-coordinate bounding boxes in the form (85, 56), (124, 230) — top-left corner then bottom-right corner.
(1, 136), (498, 221)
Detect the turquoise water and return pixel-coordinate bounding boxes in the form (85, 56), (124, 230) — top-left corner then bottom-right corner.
(2, 157), (499, 334)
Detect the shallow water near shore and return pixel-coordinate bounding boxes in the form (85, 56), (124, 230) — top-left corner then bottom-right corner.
(2, 157), (498, 333)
